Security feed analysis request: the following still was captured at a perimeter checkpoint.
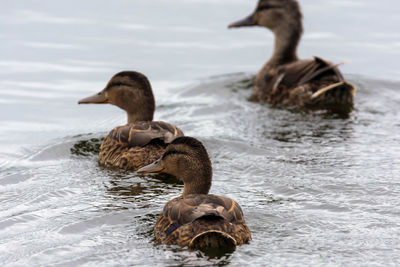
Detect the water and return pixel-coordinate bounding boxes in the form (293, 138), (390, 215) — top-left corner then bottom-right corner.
(1, 0), (400, 266)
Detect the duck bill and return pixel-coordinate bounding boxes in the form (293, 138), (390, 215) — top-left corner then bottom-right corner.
(228, 15), (256, 28)
(78, 89), (108, 104)
(137, 159), (165, 174)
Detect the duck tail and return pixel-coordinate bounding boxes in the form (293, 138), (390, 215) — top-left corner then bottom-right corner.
(189, 230), (237, 250)
(188, 216), (237, 250)
(310, 82), (356, 113)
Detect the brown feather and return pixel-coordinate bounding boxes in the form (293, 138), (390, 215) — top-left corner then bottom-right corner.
(100, 121), (184, 171)
(154, 194), (251, 247)
(255, 55), (355, 113)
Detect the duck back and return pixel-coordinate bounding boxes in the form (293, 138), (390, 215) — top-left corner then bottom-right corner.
(254, 57), (355, 112)
(154, 194), (251, 249)
(99, 121), (183, 171)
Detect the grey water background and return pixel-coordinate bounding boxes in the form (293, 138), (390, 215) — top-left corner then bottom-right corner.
(1, 0), (400, 265)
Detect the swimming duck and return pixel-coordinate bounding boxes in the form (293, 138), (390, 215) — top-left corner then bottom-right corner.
(138, 137), (251, 249)
(229, 0), (356, 113)
(78, 71), (184, 171)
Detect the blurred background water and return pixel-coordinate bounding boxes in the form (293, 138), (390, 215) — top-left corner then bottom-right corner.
(0, 0), (399, 266)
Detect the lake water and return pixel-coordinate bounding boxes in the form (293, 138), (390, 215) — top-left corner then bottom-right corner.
(1, 0), (400, 266)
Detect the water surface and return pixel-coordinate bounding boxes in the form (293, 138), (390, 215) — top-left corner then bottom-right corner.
(1, 0), (400, 266)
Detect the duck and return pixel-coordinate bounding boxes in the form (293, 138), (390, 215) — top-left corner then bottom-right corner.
(228, 0), (356, 113)
(137, 136), (251, 249)
(78, 71), (184, 171)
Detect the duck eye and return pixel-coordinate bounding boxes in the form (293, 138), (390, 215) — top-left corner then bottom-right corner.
(162, 148), (189, 160)
(257, 5), (278, 12)
(107, 81), (125, 89)
(162, 148), (178, 159)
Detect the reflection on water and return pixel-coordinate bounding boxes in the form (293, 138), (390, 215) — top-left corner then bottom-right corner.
(70, 136), (103, 157)
(105, 173), (182, 202)
(268, 113), (355, 143)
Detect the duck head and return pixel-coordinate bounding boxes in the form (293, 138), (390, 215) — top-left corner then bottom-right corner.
(228, 0), (302, 33)
(229, 0), (303, 66)
(78, 71), (155, 123)
(138, 137), (212, 196)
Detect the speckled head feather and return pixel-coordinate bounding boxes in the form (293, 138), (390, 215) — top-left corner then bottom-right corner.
(170, 136), (208, 151)
(105, 71), (155, 122)
(161, 137), (212, 196)
(253, 0), (303, 34)
(229, 0), (303, 66)
(107, 71), (152, 93)
(256, 0), (302, 17)
(79, 71), (155, 123)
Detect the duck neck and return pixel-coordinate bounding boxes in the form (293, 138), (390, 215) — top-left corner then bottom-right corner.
(182, 170), (212, 196)
(123, 86), (155, 124)
(268, 26), (302, 67)
(127, 112), (153, 124)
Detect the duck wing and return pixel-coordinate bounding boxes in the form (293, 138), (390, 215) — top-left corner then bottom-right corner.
(277, 57), (344, 90)
(156, 194), (246, 237)
(108, 121), (184, 147)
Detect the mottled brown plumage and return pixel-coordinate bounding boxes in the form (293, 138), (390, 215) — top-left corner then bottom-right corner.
(78, 71), (184, 171)
(154, 194), (251, 248)
(229, 0), (356, 113)
(138, 137), (251, 249)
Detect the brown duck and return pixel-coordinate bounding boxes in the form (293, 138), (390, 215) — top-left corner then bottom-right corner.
(78, 71), (183, 171)
(138, 137), (251, 249)
(229, 0), (356, 113)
